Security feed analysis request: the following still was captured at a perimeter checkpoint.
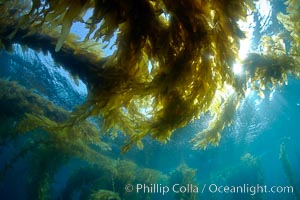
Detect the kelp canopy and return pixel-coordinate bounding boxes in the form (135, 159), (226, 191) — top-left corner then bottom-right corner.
(0, 0), (300, 151)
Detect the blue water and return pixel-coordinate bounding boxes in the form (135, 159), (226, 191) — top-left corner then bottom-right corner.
(1, 1), (300, 200)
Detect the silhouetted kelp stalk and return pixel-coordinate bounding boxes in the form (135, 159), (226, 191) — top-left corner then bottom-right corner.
(279, 139), (300, 199)
(0, 0), (300, 152)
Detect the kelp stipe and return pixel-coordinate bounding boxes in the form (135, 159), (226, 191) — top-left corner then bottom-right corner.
(279, 139), (300, 199)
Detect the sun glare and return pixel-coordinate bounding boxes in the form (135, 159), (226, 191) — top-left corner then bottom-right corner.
(233, 63), (243, 75)
(232, 4), (256, 75)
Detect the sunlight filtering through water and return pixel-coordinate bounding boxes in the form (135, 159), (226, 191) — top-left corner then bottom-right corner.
(233, 9), (254, 75)
(255, 0), (272, 33)
(35, 50), (88, 96)
(233, 0), (272, 76)
(7, 44), (88, 109)
(228, 0), (275, 145)
(70, 9), (117, 56)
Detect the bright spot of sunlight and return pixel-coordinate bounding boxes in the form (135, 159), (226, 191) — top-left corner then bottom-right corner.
(232, 6), (255, 75)
(233, 63), (243, 75)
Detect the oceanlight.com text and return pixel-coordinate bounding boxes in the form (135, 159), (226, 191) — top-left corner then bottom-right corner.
(124, 183), (294, 196)
(208, 184), (294, 196)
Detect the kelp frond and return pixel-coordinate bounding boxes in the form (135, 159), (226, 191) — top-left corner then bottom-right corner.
(0, 79), (110, 152)
(191, 91), (239, 149)
(0, 0), (300, 151)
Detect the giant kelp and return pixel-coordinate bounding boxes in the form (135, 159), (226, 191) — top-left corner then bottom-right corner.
(169, 164), (198, 200)
(279, 139), (300, 199)
(0, 79), (110, 153)
(0, 0), (299, 152)
(0, 79), (176, 199)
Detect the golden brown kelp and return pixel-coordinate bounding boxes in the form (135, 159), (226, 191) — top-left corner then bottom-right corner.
(0, 0), (299, 151)
(0, 79), (67, 122)
(190, 92), (239, 149)
(0, 79), (65, 145)
(243, 53), (299, 98)
(243, 35), (300, 96)
(0, 0), (248, 151)
(277, 0), (300, 59)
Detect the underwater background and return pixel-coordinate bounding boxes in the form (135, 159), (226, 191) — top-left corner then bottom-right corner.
(0, 0), (300, 200)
